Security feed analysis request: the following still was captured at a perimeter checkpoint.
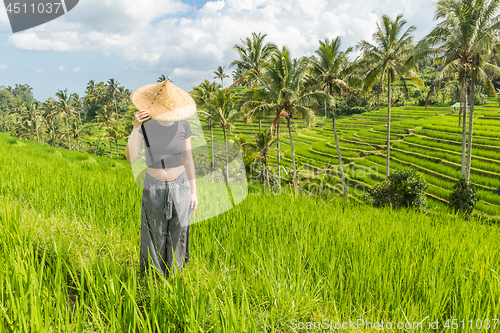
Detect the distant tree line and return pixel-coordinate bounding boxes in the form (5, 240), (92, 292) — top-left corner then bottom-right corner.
(2, 0), (500, 217)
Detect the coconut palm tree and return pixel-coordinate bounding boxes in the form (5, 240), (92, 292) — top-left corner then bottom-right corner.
(241, 87), (272, 131)
(107, 78), (120, 117)
(418, 0), (500, 179)
(310, 36), (361, 199)
(242, 128), (278, 189)
(230, 32), (278, 88)
(56, 89), (76, 149)
(198, 88), (240, 182)
(253, 47), (327, 192)
(96, 104), (119, 157)
(192, 80), (222, 169)
(41, 98), (59, 142)
(213, 66), (230, 87)
(157, 74), (170, 82)
(68, 120), (92, 151)
(16, 101), (41, 141)
(101, 121), (125, 157)
(27, 101), (41, 142)
(356, 14), (423, 179)
(230, 33), (279, 177)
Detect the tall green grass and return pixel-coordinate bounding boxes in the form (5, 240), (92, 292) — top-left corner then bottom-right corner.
(1, 133), (500, 331)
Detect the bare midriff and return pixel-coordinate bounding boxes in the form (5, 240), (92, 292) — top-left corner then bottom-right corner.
(144, 119), (185, 182)
(146, 165), (185, 182)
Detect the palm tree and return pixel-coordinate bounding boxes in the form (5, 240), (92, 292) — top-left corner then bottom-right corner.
(253, 47), (327, 193)
(241, 87), (272, 131)
(418, 0), (500, 179)
(213, 66), (230, 87)
(16, 101), (41, 142)
(230, 33), (279, 177)
(56, 89), (75, 149)
(310, 37), (361, 200)
(157, 74), (170, 82)
(191, 80), (222, 169)
(70, 92), (83, 125)
(68, 120), (92, 151)
(242, 128), (278, 189)
(230, 32), (278, 89)
(198, 88), (240, 181)
(102, 122), (125, 157)
(357, 14), (423, 179)
(26, 101), (41, 142)
(41, 98), (59, 141)
(96, 104), (118, 157)
(107, 78), (120, 116)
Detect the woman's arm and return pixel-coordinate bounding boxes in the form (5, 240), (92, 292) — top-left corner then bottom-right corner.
(126, 110), (150, 163)
(182, 138), (196, 195)
(183, 138), (198, 213)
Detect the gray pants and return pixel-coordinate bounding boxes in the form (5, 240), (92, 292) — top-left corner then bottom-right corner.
(140, 170), (191, 277)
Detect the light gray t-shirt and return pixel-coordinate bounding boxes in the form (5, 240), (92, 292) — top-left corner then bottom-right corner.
(139, 119), (193, 168)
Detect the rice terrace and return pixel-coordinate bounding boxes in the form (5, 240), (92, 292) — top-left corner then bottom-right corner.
(1, 0), (500, 331)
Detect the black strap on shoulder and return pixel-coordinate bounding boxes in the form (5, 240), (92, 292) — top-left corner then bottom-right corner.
(141, 122), (156, 165)
(142, 121), (168, 182)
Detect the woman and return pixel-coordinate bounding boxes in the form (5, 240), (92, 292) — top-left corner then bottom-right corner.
(126, 80), (199, 278)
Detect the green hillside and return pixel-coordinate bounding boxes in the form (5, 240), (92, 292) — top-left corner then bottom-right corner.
(1, 132), (499, 332)
(86, 101), (500, 217)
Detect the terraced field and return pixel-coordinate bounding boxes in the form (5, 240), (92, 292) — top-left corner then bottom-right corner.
(251, 105), (499, 218)
(84, 103), (499, 217)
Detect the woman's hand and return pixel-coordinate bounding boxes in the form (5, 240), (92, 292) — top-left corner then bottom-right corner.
(133, 110), (151, 128)
(190, 193), (198, 213)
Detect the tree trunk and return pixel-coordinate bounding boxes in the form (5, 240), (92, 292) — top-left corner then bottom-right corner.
(66, 114), (71, 149)
(386, 73), (391, 179)
(223, 127), (229, 184)
(34, 107), (39, 142)
(376, 81), (381, 108)
(210, 124), (214, 169)
(277, 121), (281, 185)
(116, 139), (119, 158)
(263, 158), (269, 190)
(466, 70), (476, 180)
(332, 105), (347, 200)
(460, 70), (468, 178)
(110, 141), (113, 157)
(287, 117), (298, 194)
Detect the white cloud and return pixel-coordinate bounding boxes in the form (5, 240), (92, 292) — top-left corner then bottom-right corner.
(0, 64), (7, 69)
(36, 69), (43, 73)
(0, 6), (9, 28)
(59, 65), (65, 71)
(6, 0), (438, 86)
(72, 67), (80, 72)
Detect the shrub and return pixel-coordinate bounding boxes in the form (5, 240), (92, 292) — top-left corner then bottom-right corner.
(448, 178), (478, 219)
(366, 169), (428, 212)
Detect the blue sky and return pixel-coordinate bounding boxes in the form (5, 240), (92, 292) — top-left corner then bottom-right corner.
(0, 0), (436, 101)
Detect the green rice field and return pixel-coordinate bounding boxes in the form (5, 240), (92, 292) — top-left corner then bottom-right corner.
(89, 103), (499, 219)
(215, 105), (500, 218)
(1, 125), (500, 331)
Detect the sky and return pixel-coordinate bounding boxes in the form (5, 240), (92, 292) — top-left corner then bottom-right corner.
(0, 0), (438, 101)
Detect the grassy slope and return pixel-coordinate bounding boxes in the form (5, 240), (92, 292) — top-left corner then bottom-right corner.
(0, 133), (499, 332)
(77, 99), (500, 217)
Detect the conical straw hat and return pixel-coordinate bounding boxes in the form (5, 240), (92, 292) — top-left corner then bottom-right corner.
(131, 80), (197, 121)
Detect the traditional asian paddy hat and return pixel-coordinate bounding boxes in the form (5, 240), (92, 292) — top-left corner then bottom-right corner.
(130, 80), (197, 121)
(128, 79), (248, 226)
